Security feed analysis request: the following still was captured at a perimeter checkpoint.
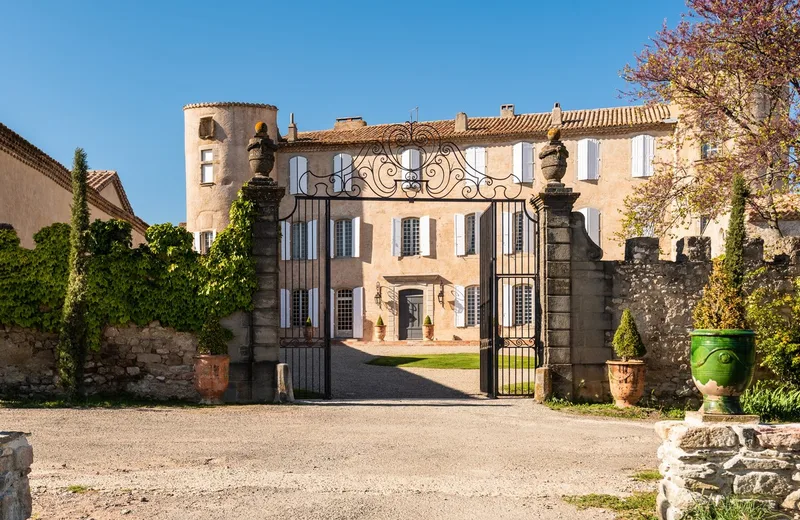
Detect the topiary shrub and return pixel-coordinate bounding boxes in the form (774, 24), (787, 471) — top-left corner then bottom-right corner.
(305, 316), (312, 327)
(693, 258), (747, 329)
(376, 316), (384, 327)
(612, 309), (646, 360)
(723, 173), (748, 290)
(424, 315), (432, 326)
(197, 318), (233, 355)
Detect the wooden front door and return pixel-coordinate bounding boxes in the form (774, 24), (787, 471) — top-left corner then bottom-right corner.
(398, 289), (423, 340)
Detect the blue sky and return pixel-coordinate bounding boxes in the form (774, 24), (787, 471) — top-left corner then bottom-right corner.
(1, 0), (686, 225)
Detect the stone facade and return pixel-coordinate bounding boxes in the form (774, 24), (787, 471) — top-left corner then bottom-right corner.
(0, 323), (199, 400)
(0, 432), (32, 520)
(656, 420), (800, 519)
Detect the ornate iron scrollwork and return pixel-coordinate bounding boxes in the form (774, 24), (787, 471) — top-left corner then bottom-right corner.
(297, 121), (526, 201)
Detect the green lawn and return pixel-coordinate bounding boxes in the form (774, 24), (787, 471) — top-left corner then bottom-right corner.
(366, 352), (537, 370)
(563, 492), (657, 520)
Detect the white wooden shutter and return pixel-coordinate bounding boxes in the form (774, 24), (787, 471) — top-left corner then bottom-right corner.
(330, 289), (335, 336)
(329, 220), (335, 258)
(192, 231), (200, 252)
(352, 217), (361, 258)
(280, 289), (290, 328)
(502, 212), (513, 254)
(513, 142), (534, 183)
(474, 210), (482, 254)
(391, 218), (401, 256)
(502, 284), (513, 327)
(281, 221), (291, 260)
(289, 156), (308, 194)
(420, 216), (431, 257)
(401, 148), (421, 189)
(466, 146), (486, 185)
(309, 288), (319, 328)
(522, 214), (534, 253)
(333, 154), (343, 193)
(454, 214), (466, 256)
(353, 286), (364, 338)
(307, 220), (317, 260)
(578, 138), (600, 180)
(644, 135), (655, 177)
(454, 285), (465, 327)
(334, 153), (353, 193)
(579, 208), (601, 245)
(631, 135), (644, 178)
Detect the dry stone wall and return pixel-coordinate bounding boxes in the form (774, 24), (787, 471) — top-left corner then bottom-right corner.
(0, 432), (32, 520)
(656, 420), (800, 519)
(0, 322), (199, 400)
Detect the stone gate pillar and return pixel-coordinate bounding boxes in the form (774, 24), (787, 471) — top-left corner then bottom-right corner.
(531, 128), (579, 400)
(241, 122), (283, 402)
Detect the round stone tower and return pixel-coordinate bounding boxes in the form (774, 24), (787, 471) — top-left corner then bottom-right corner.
(184, 102), (279, 235)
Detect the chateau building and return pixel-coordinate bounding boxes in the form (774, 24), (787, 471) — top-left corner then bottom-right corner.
(182, 101), (727, 343)
(0, 122), (147, 247)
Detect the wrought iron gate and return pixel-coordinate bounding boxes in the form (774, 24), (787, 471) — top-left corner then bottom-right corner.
(276, 121), (540, 399)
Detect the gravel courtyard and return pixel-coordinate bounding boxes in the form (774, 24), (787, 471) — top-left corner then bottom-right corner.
(3, 400), (661, 519)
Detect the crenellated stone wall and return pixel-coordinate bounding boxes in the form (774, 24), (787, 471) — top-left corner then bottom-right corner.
(656, 420), (800, 519)
(0, 432), (32, 520)
(0, 322), (199, 401)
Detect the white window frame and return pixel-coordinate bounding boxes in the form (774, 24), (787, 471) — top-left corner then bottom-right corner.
(335, 288), (354, 338)
(465, 146), (486, 186)
(200, 149), (214, 184)
(334, 219), (353, 258)
(291, 289), (309, 328)
(466, 285), (480, 327)
(401, 217), (420, 257)
(513, 284), (533, 326)
(333, 152), (354, 193)
(198, 230), (216, 255)
(401, 148), (422, 191)
(631, 135), (655, 178)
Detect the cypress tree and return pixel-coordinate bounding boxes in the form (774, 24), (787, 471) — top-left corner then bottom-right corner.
(57, 148), (91, 400)
(723, 173), (749, 291)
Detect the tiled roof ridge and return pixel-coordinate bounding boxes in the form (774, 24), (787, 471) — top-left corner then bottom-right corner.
(88, 170), (135, 215)
(0, 122), (148, 234)
(183, 101), (278, 111)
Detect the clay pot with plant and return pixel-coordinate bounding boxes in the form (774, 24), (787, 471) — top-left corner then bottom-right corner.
(607, 309), (647, 408)
(691, 174), (755, 415)
(423, 315), (434, 341)
(194, 318), (233, 404)
(304, 317), (314, 343)
(375, 316), (386, 341)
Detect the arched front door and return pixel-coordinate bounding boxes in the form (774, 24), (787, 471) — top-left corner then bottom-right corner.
(398, 289), (423, 340)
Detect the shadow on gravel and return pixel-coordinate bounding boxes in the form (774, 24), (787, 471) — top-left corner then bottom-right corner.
(298, 400), (509, 407)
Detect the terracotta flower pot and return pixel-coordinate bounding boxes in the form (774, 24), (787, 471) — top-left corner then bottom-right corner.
(304, 326), (314, 343)
(194, 354), (230, 404)
(423, 324), (434, 341)
(375, 325), (386, 341)
(690, 329), (756, 414)
(606, 360), (646, 408)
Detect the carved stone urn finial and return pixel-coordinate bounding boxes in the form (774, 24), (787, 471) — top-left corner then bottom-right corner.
(247, 121), (278, 179)
(539, 126), (569, 186)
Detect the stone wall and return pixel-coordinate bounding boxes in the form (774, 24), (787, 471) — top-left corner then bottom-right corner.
(0, 322), (199, 401)
(656, 420), (800, 519)
(0, 432), (32, 520)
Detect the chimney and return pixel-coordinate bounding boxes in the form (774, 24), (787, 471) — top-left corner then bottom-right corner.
(334, 116), (367, 130)
(455, 112), (469, 132)
(551, 102), (563, 127)
(500, 104), (515, 118)
(287, 112), (297, 142)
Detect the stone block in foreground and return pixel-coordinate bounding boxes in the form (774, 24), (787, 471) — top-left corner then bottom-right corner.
(655, 420), (800, 519)
(0, 432), (32, 520)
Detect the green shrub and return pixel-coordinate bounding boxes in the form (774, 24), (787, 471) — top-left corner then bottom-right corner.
(741, 380), (800, 423)
(682, 496), (780, 519)
(723, 173), (748, 290)
(376, 316), (384, 327)
(424, 315), (432, 326)
(612, 309), (646, 360)
(694, 258), (747, 330)
(305, 317), (312, 327)
(747, 276), (800, 386)
(197, 318), (233, 355)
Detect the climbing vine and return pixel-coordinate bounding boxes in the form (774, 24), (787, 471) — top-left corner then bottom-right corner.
(0, 189), (257, 350)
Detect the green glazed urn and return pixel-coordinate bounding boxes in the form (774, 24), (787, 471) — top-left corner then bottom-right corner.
(690, 329), (756, 414)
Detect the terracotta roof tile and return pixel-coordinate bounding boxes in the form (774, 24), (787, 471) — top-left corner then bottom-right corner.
(87, 170), (135, 215)
(0, 122), (147, 234)
(183, 101), (278, 111)
(282, 104), (673, 149)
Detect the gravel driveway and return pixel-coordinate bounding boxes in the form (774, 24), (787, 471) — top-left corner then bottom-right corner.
(3, 400), (660, 519)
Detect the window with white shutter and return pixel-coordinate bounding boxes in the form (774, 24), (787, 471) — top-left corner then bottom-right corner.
(291, 222), (307, 260)
(512, 142), (534, 183)
(200, 149), (214, 184)
(333, 153), (353, 193)
(578, 207), (601, 246)
(289, 156), (308, 194)
(631, 135), (655, 178)
(401, 217), (420, 256)
(291, 289), (309, 327)
(401, 148), (421, 191)
(335, 219), (353, 257)
(465, 146), (486, 186)
(514, 285), (533, 325)
(577, 138), (600, 181)
(466, 286), (480, 327)
(465, 214), (477, 255)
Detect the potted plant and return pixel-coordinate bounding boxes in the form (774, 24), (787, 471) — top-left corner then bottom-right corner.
(691, 174), (755, 415)
(607, 309), (647, 408)
(375, 316), (386, 341)
(304, 317), (314, 343)
(194, 318), (232, 404)
(423, 315), (434, 341)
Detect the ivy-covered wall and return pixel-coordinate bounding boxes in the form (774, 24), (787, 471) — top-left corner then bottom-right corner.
(0, 192), (256, 349)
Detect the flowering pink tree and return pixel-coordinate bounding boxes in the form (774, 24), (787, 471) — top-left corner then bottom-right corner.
(620, 0), (799, 239)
